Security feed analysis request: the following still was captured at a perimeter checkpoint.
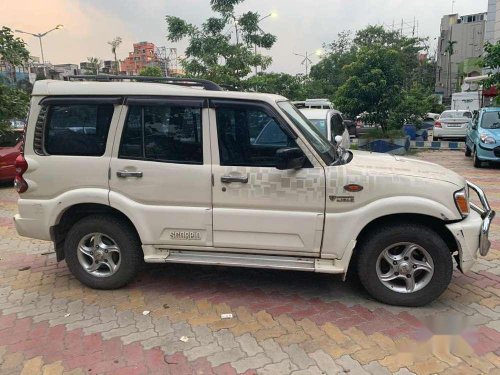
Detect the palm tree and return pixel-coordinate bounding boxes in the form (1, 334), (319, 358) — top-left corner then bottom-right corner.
(85, 57), (102, 75)
(108, 37), (122, 74)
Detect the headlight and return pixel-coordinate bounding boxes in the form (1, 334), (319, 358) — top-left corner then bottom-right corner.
(480, 133), (496, 144)
(454, 188), (469, 218)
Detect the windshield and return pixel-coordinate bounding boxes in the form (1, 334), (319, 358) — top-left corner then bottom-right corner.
(277, 101), (336, 165)
(308, 119), (327, 136)
(441, 111), (472, 119)
(481, 111), (500, 129)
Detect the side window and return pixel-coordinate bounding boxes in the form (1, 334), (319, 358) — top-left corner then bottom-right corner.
(119, 104), (203, 164)
(44, 104), (114, 156)
(330, 114), (345, 138)
(216, 105), (296, 167)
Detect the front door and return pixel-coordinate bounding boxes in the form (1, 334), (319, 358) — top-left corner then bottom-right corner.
(210, 100), (325, 256)
(109, 98), (213, 247)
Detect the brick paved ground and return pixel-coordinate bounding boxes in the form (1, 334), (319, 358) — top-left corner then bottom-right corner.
(0, 150), (499, 375)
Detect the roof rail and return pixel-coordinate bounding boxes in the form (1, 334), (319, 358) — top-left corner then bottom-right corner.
(65, 75), (223, 91)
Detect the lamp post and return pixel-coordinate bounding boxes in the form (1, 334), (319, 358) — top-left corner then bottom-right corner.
(15, 24), (64, 77)
(293, 51), (313, 77)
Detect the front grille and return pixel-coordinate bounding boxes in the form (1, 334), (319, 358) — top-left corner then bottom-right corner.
(494, 146), (500, 157)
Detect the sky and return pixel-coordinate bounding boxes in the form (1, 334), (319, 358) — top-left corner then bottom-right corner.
(2, 0), (489, 75)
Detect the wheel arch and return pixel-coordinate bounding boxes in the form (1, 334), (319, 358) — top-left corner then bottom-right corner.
(348, 213), (459, 273)
(51, 203), (141, 262)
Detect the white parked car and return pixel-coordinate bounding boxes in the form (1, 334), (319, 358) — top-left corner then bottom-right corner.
(434, 110), (473, 140)
(13, 78), (495, 306)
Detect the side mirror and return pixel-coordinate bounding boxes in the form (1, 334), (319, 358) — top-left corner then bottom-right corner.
(276, 147), (306, 170)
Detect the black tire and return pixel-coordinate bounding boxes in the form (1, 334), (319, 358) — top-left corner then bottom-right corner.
(64, 215), (142, 289)
(473, 147), (482, 168)
(465, 145), (471, 157)
(434, 136), (439, 141)
(356, 223), (453, 307)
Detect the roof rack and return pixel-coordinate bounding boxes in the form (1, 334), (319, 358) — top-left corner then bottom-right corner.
(65, 75), (223, 91)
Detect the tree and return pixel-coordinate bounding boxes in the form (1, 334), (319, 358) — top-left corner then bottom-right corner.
(335, 44), (405, 132)
(139, 66), (164, 77)
(84, 57), (102, 75)
(481, 41), (500, 103)
(108, 37), (122, 74)
(166, 0), (276, 85)
(243, 73), (304, 99)
(0, 26), (30, 83)
(0, 82), (29, 131)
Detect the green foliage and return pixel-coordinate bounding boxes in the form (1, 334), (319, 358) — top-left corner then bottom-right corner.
(335, 45), (404, 130)
(319, 25), (436, 134)
(388, 85), (440, 130)
(0, 26), (30, 83)
(84, 57), (103, 75)
(243, 73), (304, 99)
(166, 1), (276, 85)
(0, 83), (29, 131)
(139, 66), (164, 77)
(481, 41), (500, 103)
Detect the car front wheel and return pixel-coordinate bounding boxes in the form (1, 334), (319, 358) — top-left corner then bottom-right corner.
(64, 215), (142, 289)
(473, 146), (483, 168)
(357, 223), (453, 307)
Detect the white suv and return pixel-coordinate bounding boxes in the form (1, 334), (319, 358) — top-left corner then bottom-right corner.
(14, 77), (495, 306)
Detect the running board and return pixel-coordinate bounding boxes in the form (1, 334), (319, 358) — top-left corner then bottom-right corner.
(143, 249), (345, 274)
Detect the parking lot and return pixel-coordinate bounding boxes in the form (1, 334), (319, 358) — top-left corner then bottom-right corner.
(0, 150), (499, 375)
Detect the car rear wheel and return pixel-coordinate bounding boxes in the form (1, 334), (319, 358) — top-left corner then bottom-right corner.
(64, 215), (142, 289)
(356, 223), (453, 307)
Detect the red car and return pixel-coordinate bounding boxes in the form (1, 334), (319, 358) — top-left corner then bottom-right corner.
(0, 130), (24, 183)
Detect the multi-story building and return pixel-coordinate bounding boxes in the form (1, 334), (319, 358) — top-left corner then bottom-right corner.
(485, 0), (500, 44)
(435, 13), (486, 99)
(120, 41), (159, 76)
(101, 60), (115, 74)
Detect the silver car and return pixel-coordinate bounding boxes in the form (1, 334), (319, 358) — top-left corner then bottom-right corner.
(434, 110), (472, 141)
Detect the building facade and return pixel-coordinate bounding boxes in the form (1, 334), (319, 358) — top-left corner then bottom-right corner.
(120, 41), (158, 75)
(435, 13), (486, 99)
(485, 0), (500, 44)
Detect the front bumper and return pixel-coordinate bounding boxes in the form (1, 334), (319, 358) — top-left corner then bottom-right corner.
(446, 181), (495, 273)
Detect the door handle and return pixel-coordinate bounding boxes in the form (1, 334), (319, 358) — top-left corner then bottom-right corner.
(221, 175), (248, 184)
(116, 170), (143, 178)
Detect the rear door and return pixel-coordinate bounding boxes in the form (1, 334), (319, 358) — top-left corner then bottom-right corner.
(108, 97), (213, 247)
(22, 96), (119, 200)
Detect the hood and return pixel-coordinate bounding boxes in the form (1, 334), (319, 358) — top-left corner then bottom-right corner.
(349, 150), (465, 187)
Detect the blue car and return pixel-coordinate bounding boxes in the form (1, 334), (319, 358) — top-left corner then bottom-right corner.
(465, 107), (500, 168)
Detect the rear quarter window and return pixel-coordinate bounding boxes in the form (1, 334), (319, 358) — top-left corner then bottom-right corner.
(43, 104), (114, 156)
(0, 132), (22, 147)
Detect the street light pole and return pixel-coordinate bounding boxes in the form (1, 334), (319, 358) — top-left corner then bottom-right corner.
(15, 24), (64, 77)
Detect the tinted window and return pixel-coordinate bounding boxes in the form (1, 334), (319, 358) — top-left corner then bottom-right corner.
(0, 131), (22, 147)
(45, 104), (114, 156)
(119, 104), (203, 164)
(481, 111), (500, 129)
(330, 114), (345, 137)
(216, 105), (295, 167)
